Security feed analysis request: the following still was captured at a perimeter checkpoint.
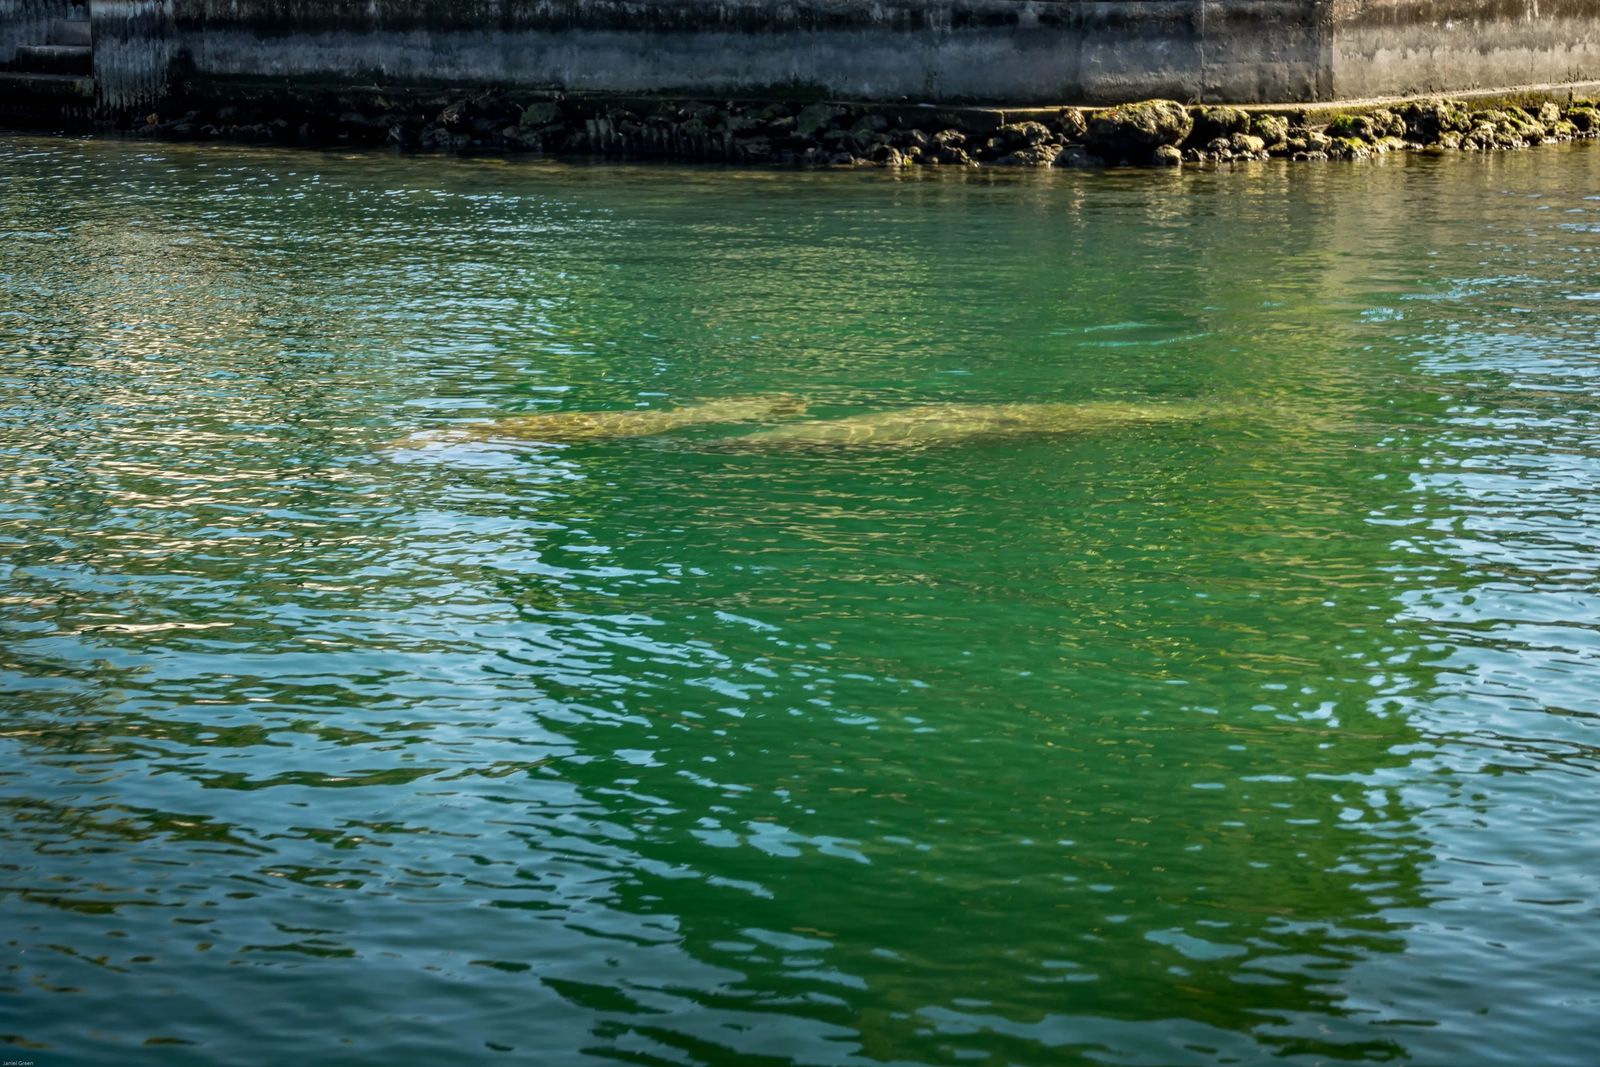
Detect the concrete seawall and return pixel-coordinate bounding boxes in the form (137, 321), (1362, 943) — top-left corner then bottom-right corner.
(154, 0), (1329, 106)
(3, 0), (1600, 116)
(1331, 0), (1600, 99)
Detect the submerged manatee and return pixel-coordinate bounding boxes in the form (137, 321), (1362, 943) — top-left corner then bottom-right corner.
(417, 394), (809, 446)
(716, 400), (1222, 450)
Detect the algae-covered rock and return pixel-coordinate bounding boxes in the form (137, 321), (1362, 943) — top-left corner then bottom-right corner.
(1087, 100), (1193, 163)
(929, 133), (975, 165)
(1249, 114), (1290, 147)
(995, 143), (1063, 166)
(1567, 106), (1600, 131)
(1190, 105), (1250, 144)
(1054, 107), (1089, 141)
(868, 143), (910, 167)
(987, 121), (1055, 159)
(795, 103), (843, 137)
(1370, 109), (1406, 137)
(518, 101), (562, 128)
(1152, 144), (1182, 166)
(437, 98), (476, 130)
(1539, 101), (1563, 124)
(1491, 107), (1546, 143)
(1400, 99), (1470, 141)
(1328, 137), (1372, 160)
(1230, 133), (1267, 157)
(1002, 120), (1054, 146)
(1464, 122), (1498, 150)
(1324, 114), (1375, 141)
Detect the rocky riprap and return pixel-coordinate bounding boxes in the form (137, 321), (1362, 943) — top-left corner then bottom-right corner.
(130, 86), (1600, 167)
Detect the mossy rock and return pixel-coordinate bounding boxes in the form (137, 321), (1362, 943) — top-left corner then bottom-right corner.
(1400, 99), (1471, 140)
(867, 142), (910, 167)
(1369, 109), (1406, 137)
(1230, 132), (1267, 156)
(997, 120), (1054, 147)
(1472, 114), (1527, 148)
(1566, 106), (1600, 131)
(517, 101), (563, 129)
(1479, 107), (1545, 143)
(1054, 107), (1088, 140)
(795, 103), (843, 138)
(1328, 137), (1372, 160)
(1189, 105), (1250, 144)
(994, 143), (1063, 167)
(1324, 114), (1375, 141)
(1248, 114), (1290, 147)
(1086, 99), (1193, 163)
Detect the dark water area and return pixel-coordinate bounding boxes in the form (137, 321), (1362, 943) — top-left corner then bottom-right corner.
(3, 138), (1599, 1065)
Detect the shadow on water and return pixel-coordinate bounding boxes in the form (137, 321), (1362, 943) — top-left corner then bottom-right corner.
(4, 135), (1600, 1064)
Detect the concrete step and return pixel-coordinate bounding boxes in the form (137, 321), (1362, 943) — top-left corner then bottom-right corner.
(0, 70), (95, 99)
(15, 44), (92, 75)
(50, 19), (92, 46)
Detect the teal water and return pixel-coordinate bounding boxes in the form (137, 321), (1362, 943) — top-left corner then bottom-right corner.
(3, 137), (1600, 1065)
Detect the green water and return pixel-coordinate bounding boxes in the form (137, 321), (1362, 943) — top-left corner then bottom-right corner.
(4, 138), (1600, 1065)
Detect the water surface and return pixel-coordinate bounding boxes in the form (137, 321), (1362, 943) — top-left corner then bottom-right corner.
(3, 138), (1600, 1065)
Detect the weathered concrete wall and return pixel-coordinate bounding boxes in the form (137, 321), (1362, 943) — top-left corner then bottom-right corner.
(92, 0), (174, 111)
(1332, 0), (1600, 98)
(0, 0), (65, 65)
(150, 0), (1326, 106)
(12, 0), (1600, 119)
